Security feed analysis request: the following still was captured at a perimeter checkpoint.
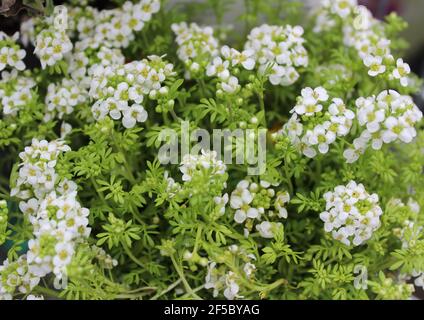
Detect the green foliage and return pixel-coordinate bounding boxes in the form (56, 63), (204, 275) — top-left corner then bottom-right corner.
(0, 0), (423, 301)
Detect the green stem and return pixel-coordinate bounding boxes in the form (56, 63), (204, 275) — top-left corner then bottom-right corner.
(284, 161), (294, 195)
(169, 109), (182, 122)
(162, 111), (170, 126)
(178, 284), (205, 299)
(198, 79), (207, 97)
(257, 91), (266, 127)
(91, 177), (106, 202)
(192, 225), (203, 255)
(170, 255), (201, 300)
(34, 286), (61, 299)
(151, 279), (182, 300)
(122, 241), (144, 268)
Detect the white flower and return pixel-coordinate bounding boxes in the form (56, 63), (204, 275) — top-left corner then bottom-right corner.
(53, 242), (74, 267)
(0, 32), (26, 71)
(179, 150), (226, 182)
(256, 221), (281, 239)
(243, 262), (256, 278)
(331, 0), (356, 18)
(382, 116), (414, 144)
(223, 273), (240, 300)
(206, 57), (230, 80)
(329, 98), (355, 119)
(308, 125), (336, 154)
(275, 191), (290, 218)
(356, 99), (385, 133)
(392, 58), (410, 87)
(214, 193), (228, 215)
(221, 76), (239, 94)
(364, 55), (386, 77)
(237, 49), (255, 70)
(122, 104), (148, 128)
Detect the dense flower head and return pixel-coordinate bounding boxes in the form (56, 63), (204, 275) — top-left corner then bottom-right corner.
(179, 149), (227, 182)
(1, 139), (93, 299)
(230, 178), (289, 238)
(343, 90), (423, 163)
(45, 78), (88, 121)
(0, 255), (40, 300)
(314, 0), (411, 87)
(278, 87), (354, 158)
(244, 24), (308, 86)
(172, 22), (220, 79)
(11, 139), (71, 200)
(203, 45), (257, 95)
(0, 69), (36, 117)
(25, 190), (91, 279)
(33, 7), (73, 69)
(89, 55), (174, 128)
(0, 32), (26, 72)
(320, 180), (382, 246)
(88, 0), (160, 49)
(68, 41), (125, 88)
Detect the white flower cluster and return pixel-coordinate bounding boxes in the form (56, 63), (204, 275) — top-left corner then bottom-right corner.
(68, 41), (125, 88)
(319, 180), (382, 246)
(10, 140), (69, 199)
(230, 179), (289, 239)
(179, 150), (227, 182)
(280, 87), (354, 158)
(205, 45), (255, 94)
(315, 0), (411, 87)
(205, 245), (256, 300)
(0, 139), (92, 299)
(0, 255), (40, 300)
(34, 6), (73, 69)
(22, 1), (160, 52)
(172, 22), (220, 79)
(45, 78), (88, 121)
(83, 0), (160, 49)
(0, 70), (36, 117)
(89, 55), (175, 128)
(24, 188), (91, 280)
(343, 90), (423, 163)
(0, 32), (26, 71)
(11, 139), (70, 200)
(244, 24), (308, 86)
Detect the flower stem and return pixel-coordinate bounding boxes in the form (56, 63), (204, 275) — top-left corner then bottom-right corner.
(170, 254), (202, 300)
(34, 285), (61, 299)
(122, 241), (144, 268)
(150, 279), (182, 300)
